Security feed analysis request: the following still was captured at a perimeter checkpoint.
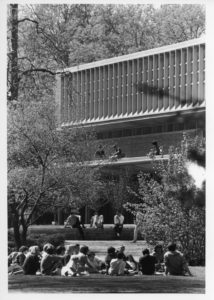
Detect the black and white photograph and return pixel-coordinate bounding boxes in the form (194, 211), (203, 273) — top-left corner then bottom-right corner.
(1, 0), (212, 296)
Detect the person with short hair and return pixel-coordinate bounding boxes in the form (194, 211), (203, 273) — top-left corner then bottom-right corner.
(64, 244), (80, 265)
(74, 245), (91, 273)
(40, 244), (63, 275)
(164, 243), (192, 276)
(138, 248), (157, 275)
(152, 244), (164, 272)
(105, 246), (117, 273)
(64, 210), (85, 239)
(116, 245), (127, 261)
(114, 211), (124, 239)
(87, 251), (105, 273)
(108, 252), (126, 276)
(22, 246), (41, 275)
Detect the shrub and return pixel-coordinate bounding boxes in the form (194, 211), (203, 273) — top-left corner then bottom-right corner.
(124, 135), (205, 265)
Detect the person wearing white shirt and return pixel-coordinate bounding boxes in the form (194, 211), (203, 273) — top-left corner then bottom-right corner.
(87, 251), (105, 273)
(108, 252), (126, 275)
(90, 212), (104, 228)
(114, 211), (124, 238)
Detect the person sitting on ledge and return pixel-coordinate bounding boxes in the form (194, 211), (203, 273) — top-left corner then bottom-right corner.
(114, 211), (124, 239)
(164, 242), (192, 276)
(90, 211), (104, 229)
(95, 145), (105, 159)
(64, 210), (85, 240)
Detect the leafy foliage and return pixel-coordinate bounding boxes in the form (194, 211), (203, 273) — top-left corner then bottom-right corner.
(8, 99), (102, 248)
(124, 134), (205, 265)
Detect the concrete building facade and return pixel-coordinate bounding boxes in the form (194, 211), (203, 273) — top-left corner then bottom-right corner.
(55, 37), (205, 223)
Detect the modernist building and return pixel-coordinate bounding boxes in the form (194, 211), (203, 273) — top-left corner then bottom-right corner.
(55, 37), (205, 223)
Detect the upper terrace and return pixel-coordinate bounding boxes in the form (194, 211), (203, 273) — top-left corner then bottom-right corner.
(55, 37), (205, 129)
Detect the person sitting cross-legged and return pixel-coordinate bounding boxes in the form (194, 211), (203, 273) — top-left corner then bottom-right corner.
(152, 244), (164, 273)
(22, 246), (41, 275)
(61, 255), (81, 277)
(8, 246), (29, 275)
(116, 245), (127, 261)
(87, 251), (106, 273)
(63, 244), (80, 265)
(125, 254), (138, 274)
(164, 243), (192, 276)
(40, 244), (63, 275)
(138, 248), (157, 275)
(105, 246), (117, 274)
(108, 252), (126, 276)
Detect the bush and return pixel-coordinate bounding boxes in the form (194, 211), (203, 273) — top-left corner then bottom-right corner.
(124, 135), (205, 265)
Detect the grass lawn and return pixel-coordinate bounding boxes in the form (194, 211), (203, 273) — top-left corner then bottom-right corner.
(8, 267), (205, 293)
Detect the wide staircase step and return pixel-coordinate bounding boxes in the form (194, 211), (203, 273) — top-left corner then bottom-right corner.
(64, 240), (149, 260)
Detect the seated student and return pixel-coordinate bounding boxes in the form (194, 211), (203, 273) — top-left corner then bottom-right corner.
(8, 250), (19, 267)
(152, 244), (164, 272)
(116, 245), (127, 261)
(87, 251), (105, 273)
(16, 246), (29, 266)
(8, 246), (29, 275)
(126, 255), (138, 274)
(22, 246), (41, 275)
(64, 211), (85, 240)
(75, 245), (91, 273)
(61, 255), (81, 277)
(138, 248), (157, 275)
(108, 252), (126, 276)
(63, 244), (80, 265)
(105, 246), (117, 274)
(40, 244), (63, 275)
(164, 243), (192, 276)
(114, 211), (124, 239)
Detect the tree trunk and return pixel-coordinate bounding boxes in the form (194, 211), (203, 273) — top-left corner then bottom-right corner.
(9, 4), (19, 102)
(21, 223), (28, 245)
(12, 212), (21, 249)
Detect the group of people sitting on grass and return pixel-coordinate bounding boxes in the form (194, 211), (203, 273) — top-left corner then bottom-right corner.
(8, 242), (192, 277)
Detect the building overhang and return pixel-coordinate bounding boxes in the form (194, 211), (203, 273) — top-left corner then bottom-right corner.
(63, 155), (169, 174)
(60, 105), (205, 131)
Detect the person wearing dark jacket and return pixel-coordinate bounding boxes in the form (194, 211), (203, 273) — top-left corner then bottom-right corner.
(138, 248), (157, 275)
(22, 246), (40, 275)
(164, 243), (192, 276)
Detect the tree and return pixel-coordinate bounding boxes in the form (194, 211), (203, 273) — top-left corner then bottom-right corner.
(8, 99), (102, 248)
(124, 134), (205, 265)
